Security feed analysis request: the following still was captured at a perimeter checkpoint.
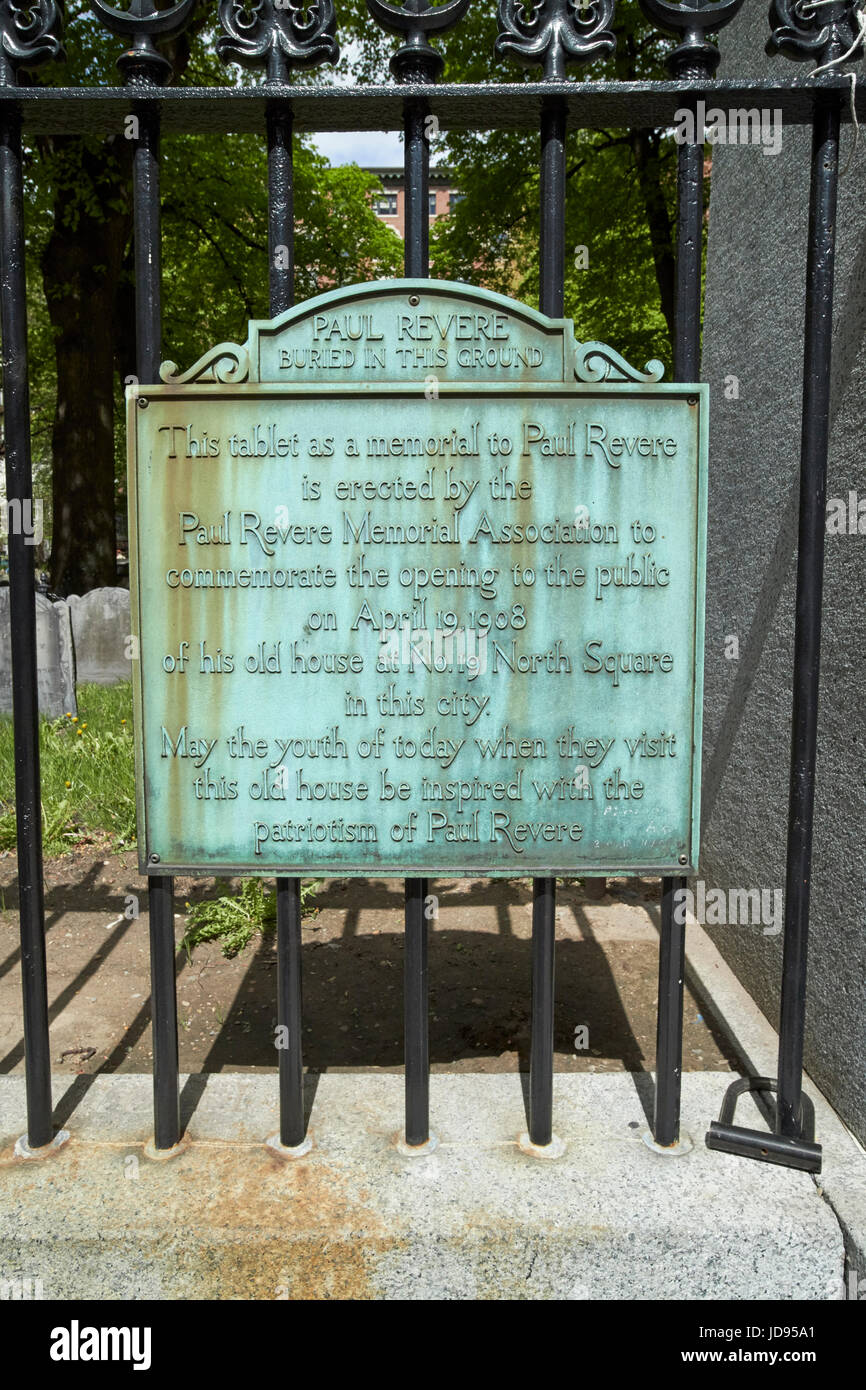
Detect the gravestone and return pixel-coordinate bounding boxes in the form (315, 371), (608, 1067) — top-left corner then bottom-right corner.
(0, 589), (77, 720)
(67, 587), (131, 685)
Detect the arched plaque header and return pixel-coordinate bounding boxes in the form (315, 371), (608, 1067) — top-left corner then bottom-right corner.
(159, 279), (666, 388)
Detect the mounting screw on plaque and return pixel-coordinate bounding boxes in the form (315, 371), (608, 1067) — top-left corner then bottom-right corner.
(149, 853), (160, 864)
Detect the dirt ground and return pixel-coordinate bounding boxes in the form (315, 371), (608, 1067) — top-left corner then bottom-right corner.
(0, 842), (739, 1080)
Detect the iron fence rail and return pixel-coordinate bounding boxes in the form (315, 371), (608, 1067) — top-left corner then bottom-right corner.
(0, 78), (859, 134)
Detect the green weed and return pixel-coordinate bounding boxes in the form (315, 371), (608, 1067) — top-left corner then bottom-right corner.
(180, 878), (318, 960)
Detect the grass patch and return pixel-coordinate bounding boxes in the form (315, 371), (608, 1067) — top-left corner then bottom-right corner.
(0, 685), (320, 954)
(181, 878), (319, 959)
(0, 682), (136, 855)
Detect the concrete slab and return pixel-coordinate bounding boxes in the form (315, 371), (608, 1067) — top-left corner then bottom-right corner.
(0, 1071), (844, 1301)
(683, 916), (866, 1302)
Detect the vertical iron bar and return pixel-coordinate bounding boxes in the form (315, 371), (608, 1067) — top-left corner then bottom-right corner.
(267, 98), (306, 1145)
(403, 97), (429, 279)
(404, 877), (429, 1145)
(529, 876), (556, 1145)
(777, 96), (840, 1139)
(0, 105), (53, 1149)
(539, 97), (567, 319)
(401, 90), (431, 1146)
(267, 103), (294, 317)
(652, 100), (703, 1147)
(529, 96), (566, 1146)
(673, 118), (703, 383)
(149, 874), (180, 1149)
(133, 103), (162, 386)
(276, 876), (305, 1145)
(654, 876), (686, 1146)
(135, 102), (180, 1148)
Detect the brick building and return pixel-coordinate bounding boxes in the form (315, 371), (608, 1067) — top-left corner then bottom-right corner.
(368, 167), (462, 239)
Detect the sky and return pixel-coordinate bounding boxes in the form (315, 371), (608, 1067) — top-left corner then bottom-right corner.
(312, 130), (405, 168)
(309, 40), (444, 170)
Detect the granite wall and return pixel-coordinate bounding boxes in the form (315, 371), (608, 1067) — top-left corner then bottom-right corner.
(701, 7), (866, 1142)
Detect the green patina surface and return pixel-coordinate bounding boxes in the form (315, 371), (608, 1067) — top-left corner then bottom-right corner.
(127, 280), (707, 876)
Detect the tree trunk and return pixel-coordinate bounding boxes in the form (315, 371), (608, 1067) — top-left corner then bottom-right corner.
(43, 137), (132, 595)
(630, 129), (676, 349)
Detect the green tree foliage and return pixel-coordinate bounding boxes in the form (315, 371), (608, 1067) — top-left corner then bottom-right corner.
(20, 1), (400, 592)
(15, 1), (688, 591)
(336, 0), (679, 371)
(159, 135), (401, 372)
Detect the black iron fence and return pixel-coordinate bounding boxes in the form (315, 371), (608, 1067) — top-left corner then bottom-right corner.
(3, 0), (859, 1172)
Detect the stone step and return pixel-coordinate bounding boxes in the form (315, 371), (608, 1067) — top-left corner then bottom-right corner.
(0, 1071), (844, 1301)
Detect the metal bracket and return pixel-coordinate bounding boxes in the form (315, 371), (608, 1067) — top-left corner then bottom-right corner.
(705, 1075), (822, 1173)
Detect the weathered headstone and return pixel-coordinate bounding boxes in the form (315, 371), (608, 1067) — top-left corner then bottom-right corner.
(67, 587), (131, 685)
(0, 589), (77, 719)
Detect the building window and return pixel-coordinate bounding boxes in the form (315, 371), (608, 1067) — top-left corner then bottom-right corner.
(429, 193), (437, 215)
(374, 193), (398, 216)
(449, 191), (464, 209)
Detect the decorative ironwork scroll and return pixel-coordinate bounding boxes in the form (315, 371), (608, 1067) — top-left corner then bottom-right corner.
(638, 0), (745, 76)
(366, 0), (470, 83)
(218, 0), (338, 83)
(496, 0), (616, 80)
(0, 0), (63, 84)
(91, 0), (197, 84)
(769, 0), (866, 66)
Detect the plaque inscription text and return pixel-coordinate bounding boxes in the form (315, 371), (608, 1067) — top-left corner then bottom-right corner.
(128, 280), (707, 875)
